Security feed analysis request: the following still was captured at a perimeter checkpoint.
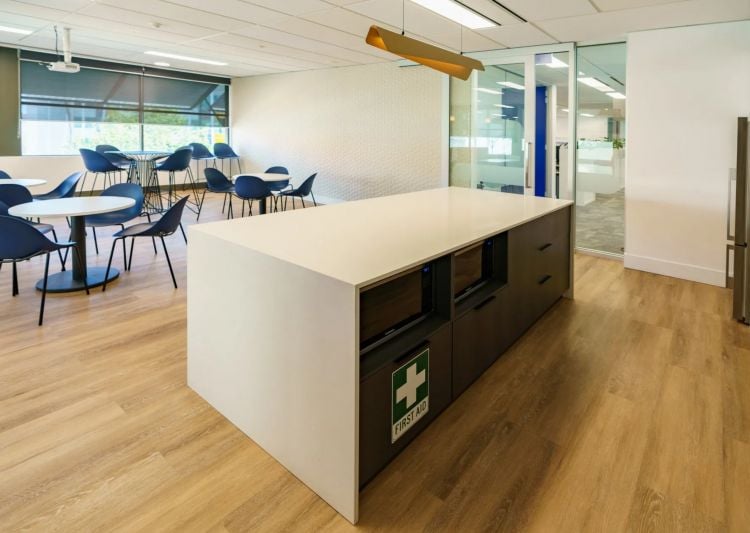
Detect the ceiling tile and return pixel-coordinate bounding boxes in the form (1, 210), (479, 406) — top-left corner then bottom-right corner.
(537, 0), (750, 42)
(242, 0), (332, 16)
(232, 24), (385, 63)
(498, 0), (597, 22)
(458, 0), (528, 25)
(477, 23), (558, 47)
(594, 0), (690, 10)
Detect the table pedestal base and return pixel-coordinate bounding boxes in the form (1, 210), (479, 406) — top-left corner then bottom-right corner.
(36, 267), (120, 293)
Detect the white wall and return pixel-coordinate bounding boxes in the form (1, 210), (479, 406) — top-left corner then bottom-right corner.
(625, 21), (750, 286)
(0, 155), (82, 194)
(231, 62), (446, 203)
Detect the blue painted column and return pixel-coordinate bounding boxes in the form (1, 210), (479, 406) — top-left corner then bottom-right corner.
(535, 86), (547, 197)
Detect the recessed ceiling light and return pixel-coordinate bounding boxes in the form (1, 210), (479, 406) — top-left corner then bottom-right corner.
(144, 51), (227, 66)
(497, 81), (524, 90)
(410, 0), (495, 29)
(607, 92), (626, 99)
(0, 25), (32, 35)
(581, 113), (595, 117)
(494, 104), (513, 109)
(578, 77), (614, 92)
(154, 61), (170, 67)
(476, 87), (501, 95)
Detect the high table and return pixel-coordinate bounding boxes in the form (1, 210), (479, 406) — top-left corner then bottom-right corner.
(188, 187), (574, 523)
(108, 150), (170, 214)
(0, 178), (47, 188)
(9, 196), (136, 292)
(233, 173), (291, 214)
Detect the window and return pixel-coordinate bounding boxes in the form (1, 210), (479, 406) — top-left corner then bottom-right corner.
(20, 59), (229, 155)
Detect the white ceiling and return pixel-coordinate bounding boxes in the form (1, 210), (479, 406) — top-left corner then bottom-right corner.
(0, 0), (747, 78)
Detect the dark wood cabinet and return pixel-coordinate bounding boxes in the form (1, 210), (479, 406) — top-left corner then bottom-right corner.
(359, 323), (452, 486)
(452, 286), (514, 397)
(508, 207), (571, 333)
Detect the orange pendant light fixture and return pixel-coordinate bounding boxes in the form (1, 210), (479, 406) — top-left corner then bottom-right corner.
(365, 25), (484, 81)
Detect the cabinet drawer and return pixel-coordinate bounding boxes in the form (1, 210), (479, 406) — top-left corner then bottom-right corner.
(452, 287), (513, 398)
(509, 207), (571, 330)
(359, 324), (452, 486)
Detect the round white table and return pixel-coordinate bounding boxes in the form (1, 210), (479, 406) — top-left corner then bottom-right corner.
(233, 173), (291, 214)
(9, 196), (136, 293)
(0, 178), (47, 188)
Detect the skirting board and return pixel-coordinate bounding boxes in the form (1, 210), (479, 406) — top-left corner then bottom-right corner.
(624, 252), (725, 287)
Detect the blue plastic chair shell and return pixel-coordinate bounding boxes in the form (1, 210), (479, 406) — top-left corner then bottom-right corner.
(204, 168), (234, 193)
(80, 148), (121, 173)
(33, 172), (83, 201)
(189, 143), (214, 160)
(86, 183), (144, 227)
(234, 175), (271, 200)
(213, 143), (239, 159)
(0, 170), (11, 179)
(156, 148), (193, 172)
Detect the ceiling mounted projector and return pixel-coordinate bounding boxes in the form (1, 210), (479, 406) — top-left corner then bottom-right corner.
(45, 27), (80, 74)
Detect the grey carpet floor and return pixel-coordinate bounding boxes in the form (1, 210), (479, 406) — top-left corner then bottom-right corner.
(576, 189), (624, 255)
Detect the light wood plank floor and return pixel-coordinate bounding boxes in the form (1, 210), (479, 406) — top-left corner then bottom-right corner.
(1, 195), (748, 532)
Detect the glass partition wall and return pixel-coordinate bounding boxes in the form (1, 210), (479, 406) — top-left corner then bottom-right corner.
(449, 43), (627, 258)
(575, 43), (627, 256)
(449, 45), (576, 202)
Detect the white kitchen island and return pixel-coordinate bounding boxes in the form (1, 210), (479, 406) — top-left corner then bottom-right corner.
(187, 187), (573, 523)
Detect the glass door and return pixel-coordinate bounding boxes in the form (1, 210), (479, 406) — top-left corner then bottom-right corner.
(449, 45), (576, 202)
(450, 57), (533, 195)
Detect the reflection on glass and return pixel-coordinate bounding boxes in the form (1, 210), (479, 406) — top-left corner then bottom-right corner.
(575, 43), (626, 256)
(449, 63), (526, 194)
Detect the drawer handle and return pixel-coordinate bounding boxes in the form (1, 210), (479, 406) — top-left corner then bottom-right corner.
(394, 343), (430, 364)
(538, 243), (552, 251)
(474, 294), (496, 310)
(538, 275), (552, 285)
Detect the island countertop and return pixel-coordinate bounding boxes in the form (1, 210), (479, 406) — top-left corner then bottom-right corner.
(189, 186), (573, 288)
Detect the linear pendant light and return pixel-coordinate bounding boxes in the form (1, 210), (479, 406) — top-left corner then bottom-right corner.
(365, 25), (484, 80)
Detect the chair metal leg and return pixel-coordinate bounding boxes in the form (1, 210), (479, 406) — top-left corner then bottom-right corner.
(102, 238), (119, 292)
(197, 189), (207, 221)
(249, 199), (254, 216)
(311, 192), (317, 206)
(12, 261), (18, 296)
(226, 194), (234, 220)
(146, 214), (157, 255)
(92, 226), (99, 254)
(128, 237), (136, 271)
(121, 232), (128, 271)
(160, 236), (177, 289)
(179, 223), (187, 244)
(51, 228), (66, 271)
(79, 172), (88, 196)
(301, 198), (306, 208)
(222, 192), (227, 214)
(38, 253), (50, 326)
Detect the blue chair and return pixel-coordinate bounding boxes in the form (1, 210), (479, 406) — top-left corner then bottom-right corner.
(280, 173), (318, 210)
(234, 175), (271, 217)
(264, 166), (291, 212)
(95, 144), (133, 173)
(85, 184), (145, 260)
(0, 216), (87, 325)
(79, 148), (125, 194)
(213, 142), (242, 176)
(103, 196), (189, 291)
(189, 143), (215, 181)
(200, 168), (235, 221)
(33, 171), (83, 201)
(0, 185), (66, 269)
(0, 170), (11, 179)
(154, 148), (200, 217)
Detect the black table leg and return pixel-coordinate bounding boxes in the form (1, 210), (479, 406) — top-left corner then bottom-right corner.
(36, 215), (122, 293)
(259, 197), (267, 215)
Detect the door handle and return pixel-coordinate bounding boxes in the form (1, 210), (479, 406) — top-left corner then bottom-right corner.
(538, 243), (552, 251)
(538, 274), (552, 285)
(525, 142), (533, 189)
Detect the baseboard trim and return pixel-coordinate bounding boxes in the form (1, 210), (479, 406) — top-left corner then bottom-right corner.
(624, 253), (725, 287)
